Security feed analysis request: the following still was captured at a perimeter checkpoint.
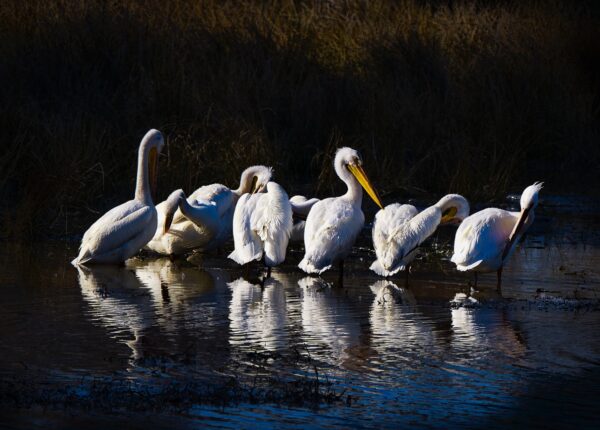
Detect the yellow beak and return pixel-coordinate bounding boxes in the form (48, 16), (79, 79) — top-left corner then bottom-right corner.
(347, 164), (383, 209)
(441, 207), (458, 224)
(250, 176), (260, 194)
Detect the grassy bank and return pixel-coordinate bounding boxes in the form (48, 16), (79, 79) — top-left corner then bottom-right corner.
(0, 0), (598, 237)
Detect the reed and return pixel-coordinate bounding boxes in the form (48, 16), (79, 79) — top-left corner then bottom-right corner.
(0, 0), (598, 237)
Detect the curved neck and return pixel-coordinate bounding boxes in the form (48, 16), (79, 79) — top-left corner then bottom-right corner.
(336, 161), (362, 205)
(135, 142), (152, 204)
(234, 168), (256, 195)
(179, 198), (219, 233)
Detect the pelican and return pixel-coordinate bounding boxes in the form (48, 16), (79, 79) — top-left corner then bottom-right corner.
(145, 189), (219, 255)
(72, 129), (165, 265)
(299, 147), (383, 276)
(451, 182), (543, 290)
(370, 194), (470, 278)
(145, 165), (272, 255)
(228, 181), (293, 271)
(289, 195), (320, 243)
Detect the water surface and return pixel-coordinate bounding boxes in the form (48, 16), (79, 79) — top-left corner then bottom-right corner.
(1, 196), (599, 428)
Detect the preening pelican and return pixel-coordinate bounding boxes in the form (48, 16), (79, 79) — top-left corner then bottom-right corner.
(145, 189), (219, 255)
(145, 165), (272, 255)
(228, 181), (293, 269)
(72, 129), (165, 265)
(370, 194), (469, 277)
(289, 195), (320, 243)
(451, 182), (543, 290)
(299, 147), (383, 276)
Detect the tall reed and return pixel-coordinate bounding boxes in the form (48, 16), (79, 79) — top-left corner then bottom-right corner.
(0, 0), (598, 237)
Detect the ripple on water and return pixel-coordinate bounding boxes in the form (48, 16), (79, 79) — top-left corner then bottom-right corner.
(0, 203), (599, 428)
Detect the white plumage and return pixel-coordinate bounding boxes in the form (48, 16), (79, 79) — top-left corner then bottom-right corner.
(72, 129), (165, 265)
(145, 165), (272, 255)
(299, 147), (383, 275)
(145, 189), (219, 255)
(451, 182), (543, 288)
(371, 194), (470, 277)
(289, 195), (320, 243)
(228, 181), (293, 267)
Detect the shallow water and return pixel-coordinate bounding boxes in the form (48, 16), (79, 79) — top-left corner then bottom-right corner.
(1, 196), (600, 428)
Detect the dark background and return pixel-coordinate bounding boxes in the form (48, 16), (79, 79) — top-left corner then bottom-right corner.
(1, 0), (598, 238)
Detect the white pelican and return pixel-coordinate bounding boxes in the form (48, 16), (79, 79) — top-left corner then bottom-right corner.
(228, 181), (293, 271)
(370, 194), (470, 277)
(145, 165), (272, 255)
(145, 189), (219, 255)
(289, 195), (320, 243)
(72, 129), (165, 265)
(299, 147), (383, 276)
(451, 182), (543, 290)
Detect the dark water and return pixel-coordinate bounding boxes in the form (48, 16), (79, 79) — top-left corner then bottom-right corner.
(1, 196), (600, 429)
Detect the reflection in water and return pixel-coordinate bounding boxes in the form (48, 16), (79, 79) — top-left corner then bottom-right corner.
(10, 204), (600, 429)
(228, 277), (287, 352)
(298, 277), (363, 368)
(77, 260), (227, 368)
(368, 280), (438, 367)
(449, 292), (527, 363)
(76, 265), (155, 364)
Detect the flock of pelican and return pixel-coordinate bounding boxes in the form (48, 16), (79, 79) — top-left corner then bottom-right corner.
(72, 129), (543, 290)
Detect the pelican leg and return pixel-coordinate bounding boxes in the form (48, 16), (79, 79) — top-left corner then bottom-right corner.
(473, 272), (478, 288)
(266, 266), (272, 278)
(404, 265), (410, 288)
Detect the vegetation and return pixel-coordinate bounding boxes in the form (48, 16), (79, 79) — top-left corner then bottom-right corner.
(0, 0), (598, 237)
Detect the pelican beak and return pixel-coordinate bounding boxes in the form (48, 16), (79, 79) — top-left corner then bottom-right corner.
(163, 212), (174, 235)
(148, 147), (158, 202)
(250, 176), (260, 194)
(441, 207), (458, 224)
(501, 207), (531, 261)
(347, 163), (383, 209)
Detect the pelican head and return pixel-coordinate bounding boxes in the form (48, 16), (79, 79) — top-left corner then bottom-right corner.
(162, 189), (186, 234)
(502, 181), (544, 261)
(335, 147), (383, 209)
(436, 194), (470, 225)
(237, 165), (273, 195)
(520, 182), (543, 211)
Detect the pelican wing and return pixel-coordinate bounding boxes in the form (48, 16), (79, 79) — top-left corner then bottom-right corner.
(289, 195), (320, 217)
(189, 183), (234, 217)
(76, 200), (155, 264)
(299, 198), (364, 273)
(228, 193), (263, 265)
(251, 183), (293, 266)
(371, 203), (419, 276)
(451, 208), (516, 271)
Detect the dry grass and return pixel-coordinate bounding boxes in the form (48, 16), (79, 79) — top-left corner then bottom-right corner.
(0, 0), (598, 237)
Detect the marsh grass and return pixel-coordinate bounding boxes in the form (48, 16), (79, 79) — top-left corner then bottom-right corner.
(0, 0), (598, 237)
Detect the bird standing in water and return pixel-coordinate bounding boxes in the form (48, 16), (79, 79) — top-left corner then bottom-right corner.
(371, 194), (469, 281)
(299, 147), (383, 280)
(451, 182), (543, 290)
(228, 181), (293, 276)
(72, 129), (165, 265)
(145, 165), (272, 255)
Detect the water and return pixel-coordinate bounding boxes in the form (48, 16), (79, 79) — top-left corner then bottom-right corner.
(1, 196), (599, 428)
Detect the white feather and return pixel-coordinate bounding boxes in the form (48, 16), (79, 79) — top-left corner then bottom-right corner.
(228, 182), (293, 267)
(451, 182), (542, 273)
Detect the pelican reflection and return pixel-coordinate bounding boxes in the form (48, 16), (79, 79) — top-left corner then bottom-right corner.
(298, 276), (363, 368)
(228, 277), (287, 352)
(76, 265), (156, 364)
